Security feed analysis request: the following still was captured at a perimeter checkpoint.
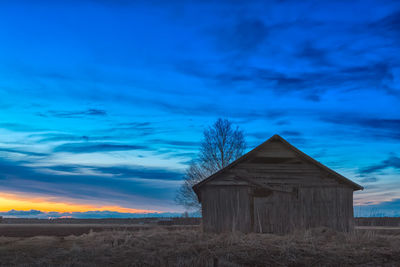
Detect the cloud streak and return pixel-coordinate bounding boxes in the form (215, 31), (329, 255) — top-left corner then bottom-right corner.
(321, 114), (400, 141)
(53, 142), (148, 153)
(360, 155), (400, 174)
(0, 147), (48, 157)
(38, 109), (107, 118)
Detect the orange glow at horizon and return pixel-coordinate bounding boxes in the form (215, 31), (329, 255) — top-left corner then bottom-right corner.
(0, 192), (157, 213)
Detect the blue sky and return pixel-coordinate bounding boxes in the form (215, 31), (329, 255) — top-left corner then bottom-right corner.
(0, 0), (399, 217)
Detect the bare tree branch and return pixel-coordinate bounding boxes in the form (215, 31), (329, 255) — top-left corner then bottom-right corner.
(175, 118), (246, 211)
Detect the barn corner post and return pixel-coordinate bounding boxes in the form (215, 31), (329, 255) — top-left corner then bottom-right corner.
(194, 134), (363, 234)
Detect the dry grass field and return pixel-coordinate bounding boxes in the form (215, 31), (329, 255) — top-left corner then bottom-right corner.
(0, 224), (197, 237)
(0, 226), (400, 267)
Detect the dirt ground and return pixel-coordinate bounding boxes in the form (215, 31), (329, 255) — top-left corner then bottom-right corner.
(0, 226), (400, 266)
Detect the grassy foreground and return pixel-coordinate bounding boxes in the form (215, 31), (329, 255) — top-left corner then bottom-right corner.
(0, 227), (399, 266)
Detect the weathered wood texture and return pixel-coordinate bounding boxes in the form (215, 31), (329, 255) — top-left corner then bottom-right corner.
(252, 187), (354, 233)
(201, 186), (252, 233)
(196, 135), (361, 234)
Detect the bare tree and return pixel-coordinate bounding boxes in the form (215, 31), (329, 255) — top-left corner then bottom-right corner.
(175, 162), (210, 210)
(175, 118), (246, 211)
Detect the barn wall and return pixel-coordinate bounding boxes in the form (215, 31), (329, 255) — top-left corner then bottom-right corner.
(199, 138), (357, 234)
(300, 186), (354, 231)
(253, 189), (296, 233)
(201, 184), (355, 234)
(201, 185), (252, 233)
(252, 186), (354, 233)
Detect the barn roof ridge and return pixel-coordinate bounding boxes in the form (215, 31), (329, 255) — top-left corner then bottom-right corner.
(192, 134), (363, 198)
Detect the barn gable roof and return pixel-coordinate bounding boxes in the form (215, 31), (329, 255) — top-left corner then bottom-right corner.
(193, 134), (363, 200)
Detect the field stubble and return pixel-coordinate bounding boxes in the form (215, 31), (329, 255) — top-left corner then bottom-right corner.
(0, 226), (400, 266)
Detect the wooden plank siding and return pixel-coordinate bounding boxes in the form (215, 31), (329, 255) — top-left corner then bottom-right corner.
(252, 187), (354, 233)
(201, 186), (252, 233)
(194, 135), (362, 234)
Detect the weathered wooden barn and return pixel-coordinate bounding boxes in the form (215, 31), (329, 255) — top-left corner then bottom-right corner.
(193, 134), (363, 234)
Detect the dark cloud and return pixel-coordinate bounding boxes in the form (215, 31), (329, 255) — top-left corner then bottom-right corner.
(30, 133), (110, 143)
(297, 42), (331, 66)
(323, 116), (400, 130)
(107, 122), (159, 137)
(177, 61), (396, 100)
(0, 147), (48, 157)
(109, 124), (153, 133)
(322, 114), (400, 141)
(280, 130), (302, 137)
(117, 122), (152, 128)
(275, 120), (290, 126)
(360, 155), (400, 174)
(29, 122), (155, 143)
(149, 139), (199, 147)
(38, 109), (107, 118)
(370, 11), (400, 41)
(271, 63), (392, 93)
(216, 19), (269, 53)
(53, 142), (148, 153)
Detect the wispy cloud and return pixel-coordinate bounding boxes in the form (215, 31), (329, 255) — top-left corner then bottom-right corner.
(177, 61), (396, 101)
(322, 115), (400, 130)
(0, 147), (48, 157)
(149, 139), (199, 148)
(280, 130), (302, 137)
(53, 142), (148, 153)
(31, 133), (92, 143)
(46, 164), (183, 181)
(37, 109), (107, 118)
(321, 114), (400, 141)
(360, 155), (400, 174)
